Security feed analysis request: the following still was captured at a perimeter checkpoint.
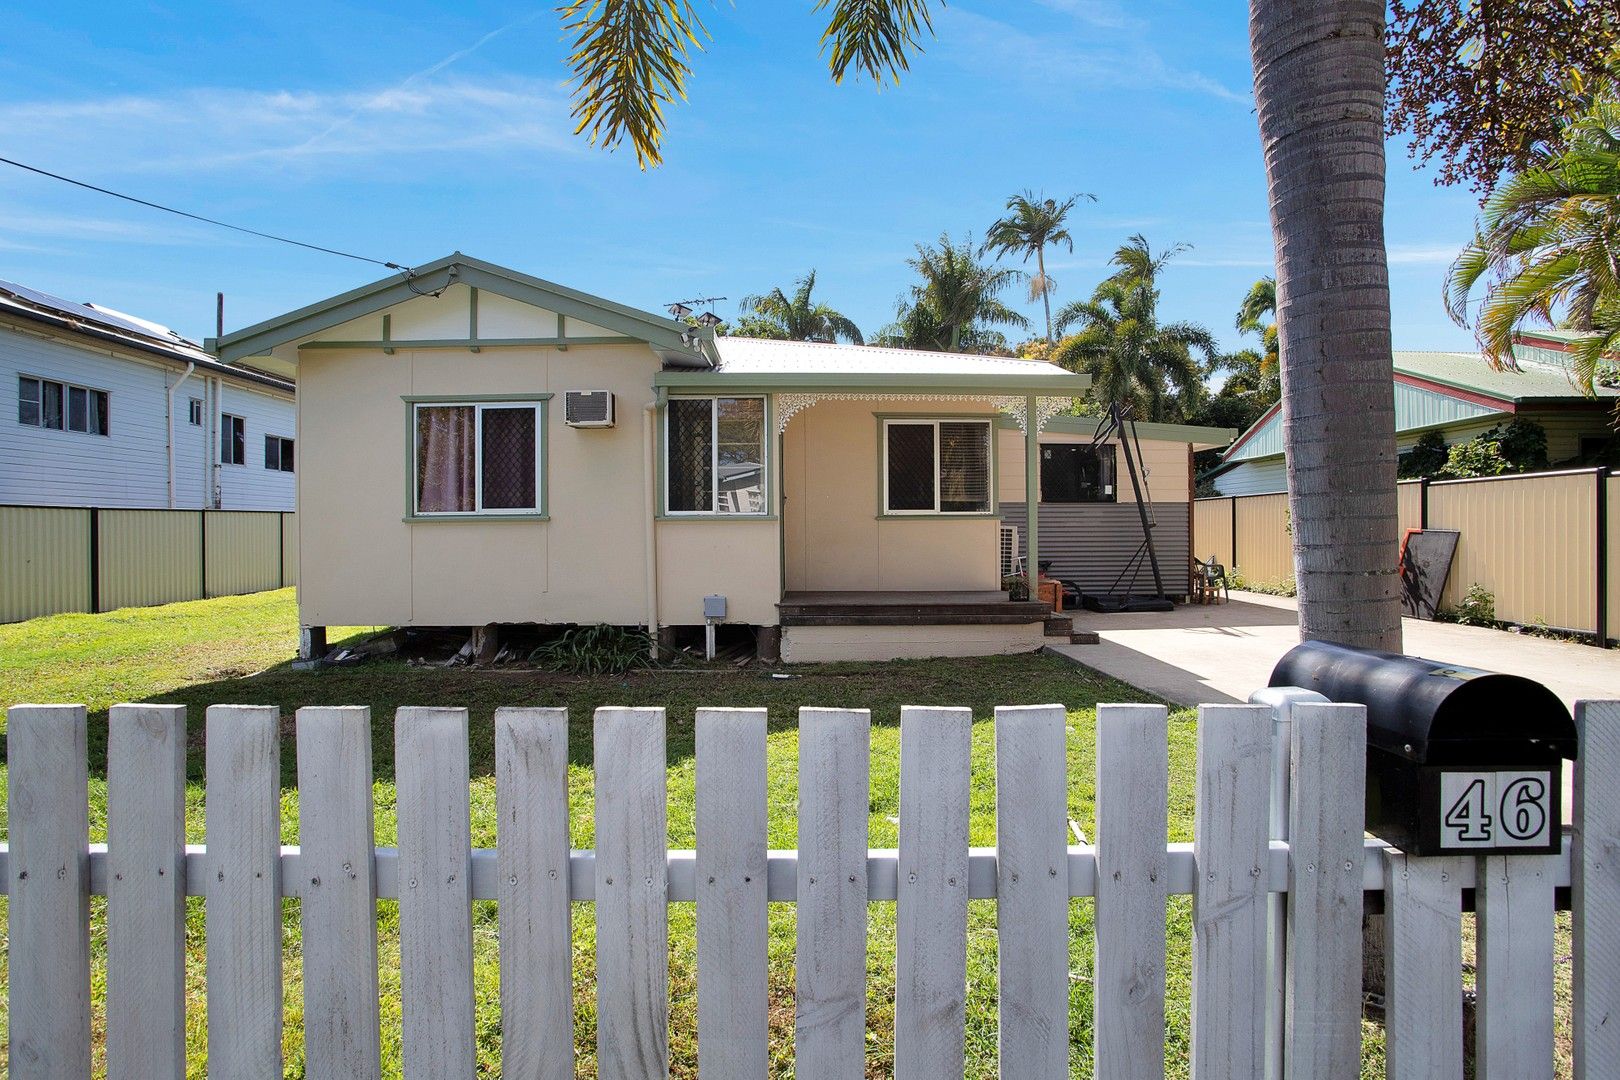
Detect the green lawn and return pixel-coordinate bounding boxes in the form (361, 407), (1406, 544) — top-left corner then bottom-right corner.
(0, 587), (1563, 1078)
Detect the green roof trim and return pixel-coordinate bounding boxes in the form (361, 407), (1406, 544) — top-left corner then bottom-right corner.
(653, 370), (1091, 393)
(999, 413), (1236, 447)
(209, 252), (710, 364)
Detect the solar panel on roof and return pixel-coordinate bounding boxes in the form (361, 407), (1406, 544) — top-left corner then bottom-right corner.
(0, 278), (193, 346)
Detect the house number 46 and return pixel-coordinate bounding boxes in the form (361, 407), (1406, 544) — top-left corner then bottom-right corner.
(1439, 771), (1552, 849)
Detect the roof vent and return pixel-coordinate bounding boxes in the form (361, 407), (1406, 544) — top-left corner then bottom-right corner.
(564, 390), (615, 428)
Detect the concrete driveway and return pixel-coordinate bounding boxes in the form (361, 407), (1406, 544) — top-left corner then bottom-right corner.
(1053, 590), (1619, 712)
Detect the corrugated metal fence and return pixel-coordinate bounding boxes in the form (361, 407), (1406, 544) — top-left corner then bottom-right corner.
(1194, 467), (1617, 643)
(0, 504), (296, 623)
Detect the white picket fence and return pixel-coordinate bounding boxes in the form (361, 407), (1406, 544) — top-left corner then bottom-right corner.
(3, 698), (1618, 1078)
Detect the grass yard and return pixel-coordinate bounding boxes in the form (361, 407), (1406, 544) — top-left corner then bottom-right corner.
(0, 588), (1572, 1077)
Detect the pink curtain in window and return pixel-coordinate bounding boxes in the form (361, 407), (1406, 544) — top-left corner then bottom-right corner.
(416, 406), (476, 512)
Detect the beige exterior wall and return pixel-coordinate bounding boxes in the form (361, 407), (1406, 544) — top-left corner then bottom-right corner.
(296, 340), (728, 627)
(1609, 474), (1619, 641)
(782, 399), (1002, 593)
(1430, 470), (1597, 630)
(781, 622), (1048, 663)
(997, 427), (1190, 504)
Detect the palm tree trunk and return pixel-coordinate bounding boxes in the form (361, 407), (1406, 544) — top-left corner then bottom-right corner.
(1250, 0), (1401, 652)
(1038, 247), (1053, 343)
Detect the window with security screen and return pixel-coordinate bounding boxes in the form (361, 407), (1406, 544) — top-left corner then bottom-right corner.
(665, 397), (767, 515)
(412, 401), (544, 516)
(883, 418), (992, 514)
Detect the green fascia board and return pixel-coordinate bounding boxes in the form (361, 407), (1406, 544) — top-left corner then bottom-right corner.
(211, 252), (711, 363)
(653, 371), (1091, 394)
(997, 413), (1237, 446)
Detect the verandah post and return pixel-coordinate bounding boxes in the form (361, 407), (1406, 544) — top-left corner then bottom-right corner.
(1025, 396), (1039, 596)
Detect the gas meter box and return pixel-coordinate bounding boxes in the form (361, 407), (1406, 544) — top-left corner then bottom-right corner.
(1270, 641), (1576, 857)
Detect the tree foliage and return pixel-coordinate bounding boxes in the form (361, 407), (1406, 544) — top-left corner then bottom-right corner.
(559, 0), (939, 167)
(737, 270), (864, 343)
(1445, 88), (1620, 390)
(1050, 236), (1217, 423)
(878, 233), (1029, 352)
(980, 190), (1094, 343)
(1385, 0), (1620, 190)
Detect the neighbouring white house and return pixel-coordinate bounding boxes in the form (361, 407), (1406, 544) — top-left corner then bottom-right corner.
(212, 253), (1229, 663)
(1207, 334), (1619, 496)
(1, 278), (296, 510)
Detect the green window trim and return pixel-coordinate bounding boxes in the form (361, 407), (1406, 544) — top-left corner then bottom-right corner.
(403, 395), (551, 521)
(659, 394), (774, 519)
(874, 413), (1000, 517)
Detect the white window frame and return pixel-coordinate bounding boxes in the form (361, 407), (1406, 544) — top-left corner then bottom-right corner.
(221, 413), (247, 465)
(18, 374), (110, 436)
(410, 400), (545, 517)
(188, 397), (204, 426)
(881, 417), (994, 516)
(663, 395), (769, 517)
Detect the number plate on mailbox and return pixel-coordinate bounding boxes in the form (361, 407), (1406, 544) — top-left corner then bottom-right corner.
(1437, 770), (1554, 851)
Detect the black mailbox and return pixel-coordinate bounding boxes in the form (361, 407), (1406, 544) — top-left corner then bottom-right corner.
(1270, 640), (1577, 856)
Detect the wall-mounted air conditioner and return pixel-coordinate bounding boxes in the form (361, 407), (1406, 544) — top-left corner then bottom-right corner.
(564, 391), (615, 428)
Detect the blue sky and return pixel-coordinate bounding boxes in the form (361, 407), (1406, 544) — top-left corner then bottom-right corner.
(1, 0), (1484, 355)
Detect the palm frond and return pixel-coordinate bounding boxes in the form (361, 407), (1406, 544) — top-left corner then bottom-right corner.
(561, 0), (710, 169)
(816, 0), (939, 86)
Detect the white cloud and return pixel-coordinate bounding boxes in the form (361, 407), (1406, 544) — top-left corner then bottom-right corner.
(2, 77), (580, 178)
(940, 6), (1248, 104)
(1387, 244), (1461, 266)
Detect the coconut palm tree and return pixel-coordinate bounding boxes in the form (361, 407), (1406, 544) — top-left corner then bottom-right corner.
(981, 190), (1095, 343)
(1050, 238), (1218, 422)
(883, 234), (1030, 351)
(1445, 89), (1620, 392)
(1251, 0), (1402, 651)
(1229, 276), (1281, 403)
(737, 270), (864, 343)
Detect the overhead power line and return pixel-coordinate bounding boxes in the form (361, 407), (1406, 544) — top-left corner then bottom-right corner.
(0, 155), (410, 271)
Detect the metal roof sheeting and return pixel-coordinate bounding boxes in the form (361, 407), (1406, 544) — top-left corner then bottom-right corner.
(711, 336), (1076, 378)
(1223, 349), (1616, 464)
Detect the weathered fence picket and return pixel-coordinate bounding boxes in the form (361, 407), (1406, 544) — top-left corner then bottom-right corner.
(1189, 703), (1271, 1080)
(1094, 702), (1169, 1080)
(794, 707), (871, 1075)
(494, 706), (574, 1080)
(2, 693), (1614, 1078)
(1382, 851), (1465, 1080)
(1477, 853), (1558, 1080)
(1283, 701), (1367, 1079)
(593, 706), (669, 1080)
(6, 704), (93, 1080)
(1574, 699), (1620, 1079)
(994, 703), (1070, 1077)
(894, 705), (973, 1080)
(695, 707), (769, 1079)
(106, 703), (188, 1080)
(204, 704), (284, 1079)
(395, 707), (477, 1077)
(295, 706), (382, 1079)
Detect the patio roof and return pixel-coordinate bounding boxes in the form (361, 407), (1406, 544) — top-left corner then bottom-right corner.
(655, 336), (1091, 395)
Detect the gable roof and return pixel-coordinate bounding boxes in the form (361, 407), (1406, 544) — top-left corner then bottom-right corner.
(0, 277), (294, 394)
(1220, 349), (1618, 464)
(209, 252), (709, 367)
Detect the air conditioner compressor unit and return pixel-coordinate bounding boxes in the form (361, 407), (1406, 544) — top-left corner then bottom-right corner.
(564, 390), (615, 428)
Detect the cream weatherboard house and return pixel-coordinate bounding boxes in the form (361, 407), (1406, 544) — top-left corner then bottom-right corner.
(213, 254), (1225, 663)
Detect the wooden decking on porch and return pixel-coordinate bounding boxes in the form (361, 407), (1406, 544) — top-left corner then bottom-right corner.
(778, 590), (1071, 636)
